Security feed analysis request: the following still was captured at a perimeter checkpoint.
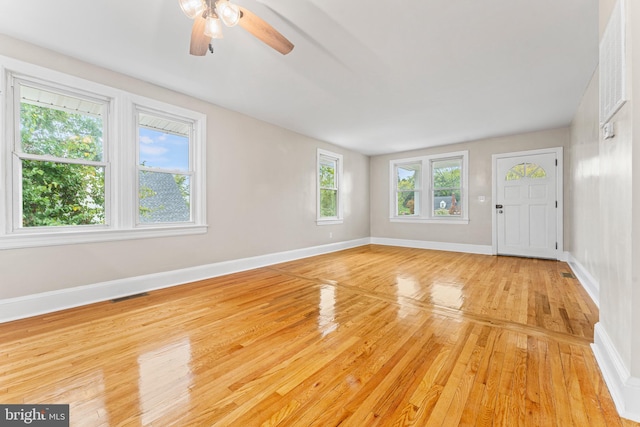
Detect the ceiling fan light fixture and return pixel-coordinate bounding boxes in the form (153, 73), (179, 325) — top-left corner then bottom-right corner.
(216, 0), (241, 27)
(178, 0), (205, 19)
(204, 16), (224, 38)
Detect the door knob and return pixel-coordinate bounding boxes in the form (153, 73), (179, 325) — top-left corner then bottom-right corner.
(498, 210), (503, 214)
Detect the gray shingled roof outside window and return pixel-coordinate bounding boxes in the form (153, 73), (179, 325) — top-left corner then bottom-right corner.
(433, 195), (459, 210)
(139, 172), (189, 223)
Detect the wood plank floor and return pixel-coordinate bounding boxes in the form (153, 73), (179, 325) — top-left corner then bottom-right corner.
(0, 245), (637, 426)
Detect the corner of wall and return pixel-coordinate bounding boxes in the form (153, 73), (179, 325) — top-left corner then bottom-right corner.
(566, 252), (600, 307)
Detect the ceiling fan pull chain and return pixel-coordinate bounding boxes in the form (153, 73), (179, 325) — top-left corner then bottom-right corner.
(208, 43), (214, 54)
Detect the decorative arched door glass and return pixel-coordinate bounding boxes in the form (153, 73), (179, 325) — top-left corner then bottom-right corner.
(505, 162), (546, 181)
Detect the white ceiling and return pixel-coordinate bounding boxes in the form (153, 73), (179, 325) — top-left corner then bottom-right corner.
(0, 0), (598, 155)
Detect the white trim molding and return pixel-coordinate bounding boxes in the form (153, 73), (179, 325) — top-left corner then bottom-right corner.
(0, 238), (370, 323)
(316, 148), (344, 225)
(389, 150), (470, 223)
(592, 323), (640, 422)
(371, 237), (492, 255)
(566, 252), (600, 307)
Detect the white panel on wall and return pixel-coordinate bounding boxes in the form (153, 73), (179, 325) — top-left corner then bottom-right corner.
(599, 0), (626, 125)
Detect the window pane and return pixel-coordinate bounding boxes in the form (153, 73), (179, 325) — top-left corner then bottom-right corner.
(20, 88), (104, 161)
(139, 171), (190, 223)
(433, 190), (462, 216)
(320, 189), (337, 217)
(505, 163), (547, 181)
(525, 163), (546, 178)
(319, 158), (336, 189)
(22, 160), (105, 227)
(397, 165), (419, 190)
(432, 159), (461, 189)
(528, 167), (546, 178)
(506, 163), (526, 180)
(317, 150), (342, 221)
(397, 191), (418, 215)
(139, 113), (190, 171)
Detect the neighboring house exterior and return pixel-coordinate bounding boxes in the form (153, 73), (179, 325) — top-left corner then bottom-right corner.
(139, 172), (190, 223)
(433, 195), (458, 211)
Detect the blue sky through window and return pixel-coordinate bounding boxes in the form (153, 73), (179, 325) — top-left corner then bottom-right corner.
(139, 127), (189, 171)
(398, 167), (417, 181)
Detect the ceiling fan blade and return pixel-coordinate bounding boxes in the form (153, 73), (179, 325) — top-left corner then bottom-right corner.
(238, 6), (294, 55)
(190, 15), (211, 56)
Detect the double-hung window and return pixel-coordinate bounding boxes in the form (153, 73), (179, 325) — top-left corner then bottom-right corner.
(1, 58), (206, 249)
(394, 162), (421, 216)
(390, 151), (468, 223)
(136, 109), (194, 225)
(431, 157), (463, 217)
(14, 80), (109, 228)
(317, 149), (343, 224)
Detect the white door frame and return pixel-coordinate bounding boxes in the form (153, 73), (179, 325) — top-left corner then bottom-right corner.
(491, 147), (564, 259)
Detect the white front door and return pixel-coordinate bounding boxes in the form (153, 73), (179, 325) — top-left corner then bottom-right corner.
(495, 152), (558, 259)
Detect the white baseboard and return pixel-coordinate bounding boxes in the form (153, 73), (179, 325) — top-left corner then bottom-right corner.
(371, 237), (493, 255)
(0, 238), (371, 323)
(566, 252), (600, 307)
(592, 323), (640, 422)
(0, 238), (585, 324)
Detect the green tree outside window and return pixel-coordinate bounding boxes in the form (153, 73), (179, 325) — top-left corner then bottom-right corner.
(20, 101), (106, 227)
(319, 157), (337, 217)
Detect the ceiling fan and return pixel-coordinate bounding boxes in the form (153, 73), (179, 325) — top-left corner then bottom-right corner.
(178, 0), (294, 56)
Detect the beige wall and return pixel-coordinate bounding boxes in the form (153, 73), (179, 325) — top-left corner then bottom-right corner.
(630, 0), (640, 380)
(0, 36), (370, 299)
(569, 64), (640, 380)
(570, 0), (640, 392)
(370, 128), (569, 246)
(595, 0), (638, 378)
(569, 71), (601, 282)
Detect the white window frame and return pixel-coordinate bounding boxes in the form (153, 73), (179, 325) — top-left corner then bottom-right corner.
(316, 148), (343, 225)
(133, 102), (204, 228)
(10, 76), (113, 230)
(389, 150), (469, 224)
(0, 57), (207, 250)
(392, 160), (422, 218)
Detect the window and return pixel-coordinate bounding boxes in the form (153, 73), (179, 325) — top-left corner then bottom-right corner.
(1, 59), (206, 249)
(431, 157), (462, 217)
(137, 110), (192, 224)
(505, 162), (546, 180)
(390, 151), (468, 223)
(317, 149), (343, 224)
(394, 162), (421, 216)
(16, 81), (109, 228)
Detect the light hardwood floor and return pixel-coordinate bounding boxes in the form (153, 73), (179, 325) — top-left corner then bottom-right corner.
(0, 245), (637, 426)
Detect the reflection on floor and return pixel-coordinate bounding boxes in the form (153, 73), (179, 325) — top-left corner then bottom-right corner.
(1, 245), (636, 426)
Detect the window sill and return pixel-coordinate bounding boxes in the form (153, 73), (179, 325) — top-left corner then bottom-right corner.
(390, 217), (469, 225)
(0, 224), (208, 250)
(316, 219), (343, 226)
